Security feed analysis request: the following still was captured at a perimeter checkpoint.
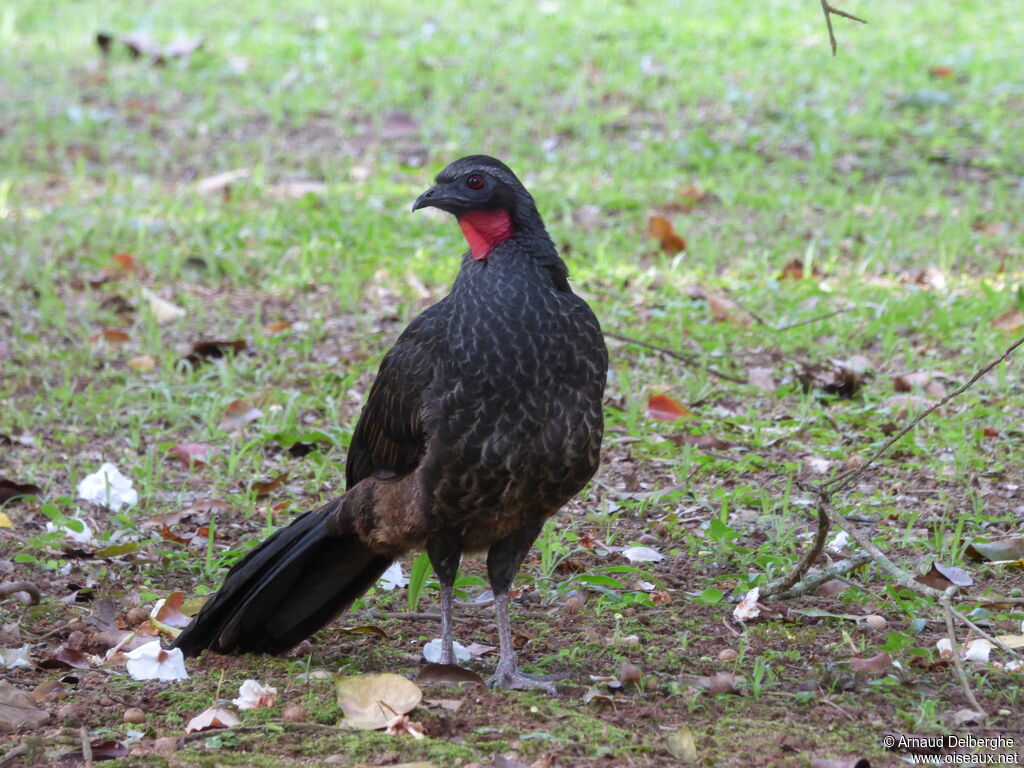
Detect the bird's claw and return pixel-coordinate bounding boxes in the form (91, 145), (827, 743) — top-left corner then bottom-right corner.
(487, 665), (563, 694)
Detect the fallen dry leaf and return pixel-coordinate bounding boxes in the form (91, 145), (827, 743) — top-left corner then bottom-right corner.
(646, 393), (690, 422)
(706, 293), (750, 326)
(0, 680), (50, 733)
(335, 673), (422, 730)
(128, 355), (156, 372)
(847, 651), (892, 675)
(196, 168), (251, 195)
(185, 705), (240, 733)
(915, 561), (973, 590)
(648, 216), (686, 254)
(667, 433), (732, 450)
(747, 366), (777, 392)
(414, 663), (484, 687)
(991, 307), (1024, 332)
(220, 399), (263, 431)
(797, 361), (866, 399)
(0, 479), (42, 504)
(251, 471), (289, 497)
(666, 725), (698, 763)
(150, 592), (192, 635)
(965, 536), (1024, 562)
(928, 65), (954, 78)
(778, 258), (824, 280)
(90, 328), (131, 346)
(169, 442), (216, 467)
(140, 287), (186, 324)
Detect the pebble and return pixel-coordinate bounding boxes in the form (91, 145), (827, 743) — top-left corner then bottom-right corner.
(123, 707), (146, 724)
(718, 648), (738, 661)
(153, 737), (179, 755)
(282, 703), (308, 723)
(863, 615), (888, 631)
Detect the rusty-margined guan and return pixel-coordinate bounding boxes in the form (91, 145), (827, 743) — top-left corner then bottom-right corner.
(173, 155), (608, 691)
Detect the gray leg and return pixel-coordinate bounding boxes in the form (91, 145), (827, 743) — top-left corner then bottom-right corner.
(426, 533), (462, 666)
(486, 523), (559, 694)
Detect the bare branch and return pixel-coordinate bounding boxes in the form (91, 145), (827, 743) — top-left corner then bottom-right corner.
(604, 331), (747, 384)
(0, 581), (41, 605)
(820, 0), (867, 57)
(943, 603), (987, 718)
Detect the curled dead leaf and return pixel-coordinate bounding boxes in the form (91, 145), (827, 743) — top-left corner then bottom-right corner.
(335, 673), (422, 730)
(648, 216), (686, 255)
(646, 393), (690, 422)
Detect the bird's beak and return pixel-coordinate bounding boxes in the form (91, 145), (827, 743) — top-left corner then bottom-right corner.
(411, 185), (440, 213)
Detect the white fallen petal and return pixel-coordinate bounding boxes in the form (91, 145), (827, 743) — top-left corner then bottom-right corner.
(232, 679), (278, 710)
(422, 639), (471, 663)
(140, 287), (186, 324)
(622, 546), (664, 563)
(46, 518), (94, 544)
(827, 531), (850, 553)
(77, 462), (138, 511)
(186, 705), (241, 733)
(0, 644), (33, 668)
(1006, 660), (1023, 673)
(936, 638), (954, 661)
(963, 639), (992, 663)
(377, 561), (408, 591)
(124, 640), (188, 681)
(733, 587), (761, 622)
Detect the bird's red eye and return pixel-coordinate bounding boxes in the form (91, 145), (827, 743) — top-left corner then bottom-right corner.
(466, 174), (485, 190)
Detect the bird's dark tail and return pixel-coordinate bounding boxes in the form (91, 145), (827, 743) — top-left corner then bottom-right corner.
(172, 496), (393, 657)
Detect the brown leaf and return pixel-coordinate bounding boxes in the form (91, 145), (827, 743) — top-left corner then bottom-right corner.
(0, 680), (50, 733)
(128, 355), (156, 372)
(335, 673), (422, 730)
(618, 660), (641, 687)
(916, 562), (973, 590)
(414, 663), (485, 687)
(168, 443), (216, 467)
(965, 536), (1024, 562)
(991, 308), (1024, 332)
(928, 65), (954, 78)
(37, 647), (91, 671)
(263, 320), (293, 333)
(251, 472), (289, 497)
(0, 479), (42, 504)
(30, 680), (68, 704)
(892, 371), (930, 392)
(647, 216), (686, 254)
(847, 652), (892, 675)
(60, 740), (129, 762)
(747, 366), (777, 392)
(706, 293), (749, 325)
(778, 258), (824, 280)
(185, 705), (240, 733)
(220, 399), (263, 431)
(89, 328), (131, 346)
(646, 393), (690, 422)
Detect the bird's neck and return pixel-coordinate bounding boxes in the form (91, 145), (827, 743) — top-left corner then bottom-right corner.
(458, 210), (514, 260)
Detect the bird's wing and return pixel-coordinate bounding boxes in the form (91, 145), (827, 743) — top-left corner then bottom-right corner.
(344, 298), (448, 488)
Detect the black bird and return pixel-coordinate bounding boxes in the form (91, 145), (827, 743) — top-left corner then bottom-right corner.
(173, 155), (608, 691)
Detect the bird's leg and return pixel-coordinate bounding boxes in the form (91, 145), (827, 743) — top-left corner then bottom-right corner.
(486, 523), (559, 694)
(426, 533), (462, 666)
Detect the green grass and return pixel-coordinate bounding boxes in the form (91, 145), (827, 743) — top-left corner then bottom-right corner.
(2, 1), (1023, 765)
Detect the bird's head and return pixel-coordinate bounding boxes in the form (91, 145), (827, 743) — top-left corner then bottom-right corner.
(412, 155), (542, 261)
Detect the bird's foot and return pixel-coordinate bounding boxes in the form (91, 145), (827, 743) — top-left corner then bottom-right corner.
(487, 664), (564, 694)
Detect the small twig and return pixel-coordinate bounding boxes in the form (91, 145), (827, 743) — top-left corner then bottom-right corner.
(730, 299), (852, 332)
(942, 603), (987, 718)
(765, 554), (871, 601)
(823, 334), (1024, 494)
(0, 581), (42, 605)
(0, 744), (28, 768)
(957, 594), (1024, 606)
(23, 621), (70, 640)
(80, 726), (93, 767)
(762, 499), (832, 598)
(947, 604), (1024, 661)
(604, 331), (746, 384)
(820, 0), (867, 57)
